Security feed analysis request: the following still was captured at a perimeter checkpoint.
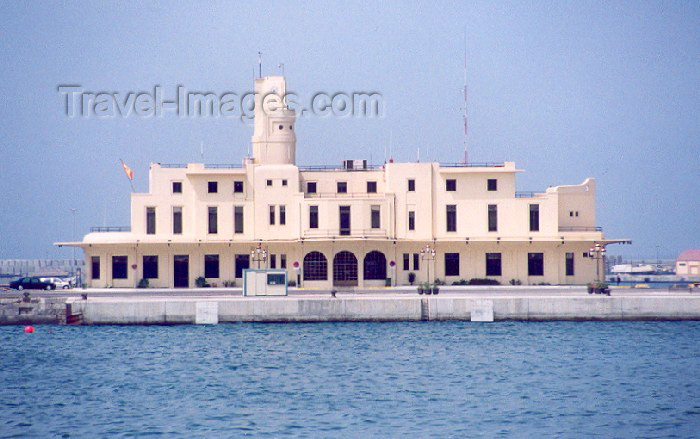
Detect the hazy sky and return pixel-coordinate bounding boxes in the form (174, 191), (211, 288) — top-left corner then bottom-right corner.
(0, 1), (698, 260)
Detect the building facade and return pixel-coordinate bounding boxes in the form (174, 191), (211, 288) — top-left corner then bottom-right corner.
(62, 76), (621, 289)
(676, 250), (700, 277)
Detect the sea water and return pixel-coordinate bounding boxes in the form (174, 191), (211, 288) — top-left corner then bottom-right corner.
(1, 322), (699, 437)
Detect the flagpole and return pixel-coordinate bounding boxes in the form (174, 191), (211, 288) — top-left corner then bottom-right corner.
(119, 159), (135, 193)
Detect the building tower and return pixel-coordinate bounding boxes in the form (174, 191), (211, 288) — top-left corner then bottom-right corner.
(251, 76), (297, 165)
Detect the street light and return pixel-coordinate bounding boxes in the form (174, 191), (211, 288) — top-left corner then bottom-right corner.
(251, 243), (268, 269)
(70, 208), (77, 283)
(419, 244), (436, 285)
(587, 243), (606, 282)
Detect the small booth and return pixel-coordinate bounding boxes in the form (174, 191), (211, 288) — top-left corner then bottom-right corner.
(243, 269), (288, 296)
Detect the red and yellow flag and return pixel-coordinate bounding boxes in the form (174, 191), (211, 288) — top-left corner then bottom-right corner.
(121, 161), (134, 181)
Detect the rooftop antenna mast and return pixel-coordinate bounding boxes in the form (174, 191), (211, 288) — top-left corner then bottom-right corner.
(258, 51), (263, 78)
(462, 34), (469, 165)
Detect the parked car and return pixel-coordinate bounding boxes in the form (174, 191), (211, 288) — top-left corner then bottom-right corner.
(9, 277), (56, 290)
(40, 277), (71, 289)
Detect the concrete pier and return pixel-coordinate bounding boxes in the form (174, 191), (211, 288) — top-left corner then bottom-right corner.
(63, 293), (700, 324)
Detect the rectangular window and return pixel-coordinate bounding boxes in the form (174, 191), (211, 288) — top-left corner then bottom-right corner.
(403, 253), (410, 271)
(208, 181), (218, 193)
(446, 205), (457, 232)
(487, 179), (497, 191)
(267, 274), (285, 285)
(234, 181), (244, 193)
(143, 255), (158, 279)
(529, 204), (540, 232)
(173, 207), (182, 234)
(208, 207), (218, 234)
(307, 182), (317, 194)
(408, 179), (415, 192)
(280, 254), (287, 269)
(146, 207), (156, 235)
(266, 179), (273, 187)
(280, 205), (286, 225)
(309, 205), (319, 229)
(339, 205), (351, 235)
(371, 205), (380, 229)
(367, 181), (377, 193)
(337, 181), (347, 193)
(408, 211), (415, 231)
(413, 253), (420, 271)
(486, 253), (502, 276)
(112, 256), (127, 279)
(172, 181), (182, 193)
(270, 254), (277, 269)
(566, 252), (575, 276)
(234, 206), (244, 234)
(446, 179), (457, 191)
(204, 254), (219, 278)
(445, 253), (460, 277)
(488, 204), (498, 232)
(282, 179), (288, 186)
(91, 256), (100, 280)
(528, 253), (544, 276)
(269, 205), (275, 225)
(235, 254), (249, 279)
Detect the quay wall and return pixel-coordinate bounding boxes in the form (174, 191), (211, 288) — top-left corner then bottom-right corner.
(64, 295), (700, 324)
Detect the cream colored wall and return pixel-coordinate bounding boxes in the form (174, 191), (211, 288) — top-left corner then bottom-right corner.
(83, 240), (598, 288)
(677, 261), (700, 276)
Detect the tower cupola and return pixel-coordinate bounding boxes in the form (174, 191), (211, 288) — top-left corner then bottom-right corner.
(251, 76), (297, 165)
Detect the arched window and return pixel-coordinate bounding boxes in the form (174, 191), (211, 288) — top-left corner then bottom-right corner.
(303, 251), (327, 281)
(363, 251), (387, 280)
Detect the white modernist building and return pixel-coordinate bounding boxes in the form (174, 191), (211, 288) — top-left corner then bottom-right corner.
(60, 76), (626, 289)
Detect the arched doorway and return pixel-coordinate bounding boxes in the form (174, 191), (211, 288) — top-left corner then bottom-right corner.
(364, 251), (387, 280)
(333, 251), (358, 287)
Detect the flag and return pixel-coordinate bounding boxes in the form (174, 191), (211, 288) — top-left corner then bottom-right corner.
(121, 161), (134, 181)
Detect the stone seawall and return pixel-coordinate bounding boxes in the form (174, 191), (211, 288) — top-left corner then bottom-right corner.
(62, 295), (700, 324)
(0, 298), (67, 325)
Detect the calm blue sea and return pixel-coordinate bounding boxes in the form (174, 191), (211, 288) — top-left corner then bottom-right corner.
(2, 322), (699, 438)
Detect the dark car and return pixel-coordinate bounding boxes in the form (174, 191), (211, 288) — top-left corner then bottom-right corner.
(9, 277), (56, 290)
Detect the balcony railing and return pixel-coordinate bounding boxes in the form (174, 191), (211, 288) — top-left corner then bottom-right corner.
(304, 192), (386, 198)
(90, 226), (131, 232)
(303, 228), (388, 238)
(559, 226), (603, 232)
(515, 191), (544, 198)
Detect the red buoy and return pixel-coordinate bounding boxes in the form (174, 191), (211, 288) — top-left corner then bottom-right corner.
(24, 326), (34, 334)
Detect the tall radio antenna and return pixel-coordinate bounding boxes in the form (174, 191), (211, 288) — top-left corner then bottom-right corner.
(462, 34), (469, 164)
(258, 51), (263, 78)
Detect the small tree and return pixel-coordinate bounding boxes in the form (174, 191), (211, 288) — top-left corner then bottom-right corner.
(408, 272), (416, 285)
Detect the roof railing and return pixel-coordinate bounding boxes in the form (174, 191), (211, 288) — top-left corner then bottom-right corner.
(515, 191), (544, 198)
(439, 162), (505, 168)
(158, 163), (188, 168)
(90, 226), (131, 232)
(559, 226), (603, 232)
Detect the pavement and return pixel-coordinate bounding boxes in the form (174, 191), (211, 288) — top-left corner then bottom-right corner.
(1, 285), (697, 300)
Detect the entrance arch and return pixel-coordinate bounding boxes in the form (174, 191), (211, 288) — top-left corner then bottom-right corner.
(333, 251), (358, 287)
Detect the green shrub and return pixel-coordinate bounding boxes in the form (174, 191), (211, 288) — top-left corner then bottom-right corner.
(451, 279), (469, 286)
(468, 278), (500, 286)
(509, 279), (522, 285)
(195, 276), (208, 288)
(137, 278), (149, 288)
(408, 272), (416, 285)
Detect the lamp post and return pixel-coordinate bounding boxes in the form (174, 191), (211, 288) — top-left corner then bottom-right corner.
(419, 244), (436, 285)
(251, 243), (267, 269)
(588, 243), (606, 282)
(70, 208), (77, 282)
